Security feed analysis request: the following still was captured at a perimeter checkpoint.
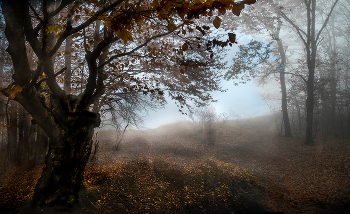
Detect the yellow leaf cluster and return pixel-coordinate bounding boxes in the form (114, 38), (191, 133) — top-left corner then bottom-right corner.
(46, 24), (61, 34)
(3, 84), (24, 100)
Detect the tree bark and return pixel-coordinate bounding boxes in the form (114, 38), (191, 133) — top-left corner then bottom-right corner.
(25, 113), (100, 213)
(275, 15), (292, 137)
(2, 2), (101, 212)
(305, 77), (315, 145)
(304, 0), (317, 145)
(280, 0), (339, 145)
(64, 7), (72, 94)
(8, 101), (18, 161)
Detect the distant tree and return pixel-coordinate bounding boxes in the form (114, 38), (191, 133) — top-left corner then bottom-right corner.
(191, 104), (218, 145)
(223, 0), (292, 137)
(280, 0), (340, 144)
(0, 0), (255, 212)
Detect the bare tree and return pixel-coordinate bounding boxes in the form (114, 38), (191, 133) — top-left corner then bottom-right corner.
(280, 0), (340, 144)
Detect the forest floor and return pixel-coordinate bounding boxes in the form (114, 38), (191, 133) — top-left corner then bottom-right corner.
(1, 115), (350, 213)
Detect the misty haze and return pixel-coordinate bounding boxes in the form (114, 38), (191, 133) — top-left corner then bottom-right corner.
(0, 0), (349, 214)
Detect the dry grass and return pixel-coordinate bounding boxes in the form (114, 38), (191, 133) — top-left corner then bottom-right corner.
(1, 115), (350, 213)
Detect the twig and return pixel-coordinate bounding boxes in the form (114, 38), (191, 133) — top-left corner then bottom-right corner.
(115, 123), (129, 151)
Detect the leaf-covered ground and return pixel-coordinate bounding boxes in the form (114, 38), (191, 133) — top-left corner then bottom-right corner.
(84, 156), (265, 213)
(1, 116), (350, 213)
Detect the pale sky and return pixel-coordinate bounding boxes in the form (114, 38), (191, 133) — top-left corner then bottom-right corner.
(143, 80), (274, 129)
(142, 34), (279, 129)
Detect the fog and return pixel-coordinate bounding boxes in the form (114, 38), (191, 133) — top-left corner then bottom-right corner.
(144, 79), (274, 129)
(143, 33), (279, 129)
(1, 0), (350, 213)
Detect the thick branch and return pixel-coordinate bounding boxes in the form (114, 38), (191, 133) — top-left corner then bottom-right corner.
(36, 67), (67, 86)
(77, 35), (118, 110)
(48, 0), (126, 58)
(1, 1), (32, 86)
(23, 2), (43, 59)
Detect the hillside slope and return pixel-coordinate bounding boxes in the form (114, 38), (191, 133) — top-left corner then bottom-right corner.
(94, 116), (350, 213)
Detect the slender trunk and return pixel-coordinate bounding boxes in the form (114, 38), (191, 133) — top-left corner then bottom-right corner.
(64, 9), (72, 94)
(0, 28), (5, 88)
(305, 69), (315, 145)
(275, 16), (292, 137)
(281, 73), (292, 137)
(294, 97), (303, 134)
(304, 0), (316, 145)
(281, 0), (339, 144)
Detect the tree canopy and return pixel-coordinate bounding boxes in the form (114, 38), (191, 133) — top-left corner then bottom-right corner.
(0, 0), (256, 212)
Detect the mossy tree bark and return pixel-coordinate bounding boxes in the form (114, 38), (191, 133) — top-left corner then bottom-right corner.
(28, 112), (99, 212)
(1, 1), (102, 212)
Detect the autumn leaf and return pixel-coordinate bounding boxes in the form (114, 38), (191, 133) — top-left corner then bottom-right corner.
(232, 3), (245, 16)
(167, 22), (177, 32)
(182, 43), (189, 51)
(218, 7), (226, 16)
(242, 0), (257, 5)
(228, 33), (236, 43)
(4, 85), (24, 100)
(74, 15), (80, 22)
(116, 29), (133, 43)
(213, 16), (221, 29)
(193, 0), (205, 4)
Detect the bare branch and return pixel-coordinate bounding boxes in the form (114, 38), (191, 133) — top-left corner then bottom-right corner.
(49, 0), (75, 17)
(279, 11), (308, 46)
(23, 3), (43, 58)
(26, 1), (43, 24)
(48, 0), (126, 58)
(284, 72), (307, 83)
(98, 30), (176, 70)
(315, 0), (340, 42)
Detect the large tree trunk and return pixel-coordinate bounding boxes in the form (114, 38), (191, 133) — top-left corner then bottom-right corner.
(8, 101), (18, 161)
(25, 113), (100, 213)
(2, 1), (104, 212)
(35, 125), (49, 164)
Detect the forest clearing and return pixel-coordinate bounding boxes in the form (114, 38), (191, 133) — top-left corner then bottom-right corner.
(1, 116), (349, 213)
